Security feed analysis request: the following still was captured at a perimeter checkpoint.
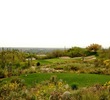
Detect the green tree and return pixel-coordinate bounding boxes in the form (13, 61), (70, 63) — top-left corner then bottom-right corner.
(86, 43), (102, 56)
(47, 49), (65, 58)
(0, 48), (27, 69)
(67, 47), (86, 57)
(0, 48), (6, 68)
(98, 48), (110, 59)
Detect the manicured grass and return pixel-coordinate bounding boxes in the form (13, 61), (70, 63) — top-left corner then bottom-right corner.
(36, 58), (75, 66)
(36, 55), (95, 66)
(19, 73), (110, 87)
(36, 60), (52, 65)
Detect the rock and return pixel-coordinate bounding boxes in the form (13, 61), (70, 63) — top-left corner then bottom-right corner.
(61, 91), (71, 100)
(64, 84), (69, 89)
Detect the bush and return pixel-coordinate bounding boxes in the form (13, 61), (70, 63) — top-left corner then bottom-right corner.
(36, 62), (40, 66)
(71, 82), (78, 90)
(10, 77), (25, 87)
(0, 70), (5, 78)
(50, 75), (57, 84)
(103, 59), (110, 69)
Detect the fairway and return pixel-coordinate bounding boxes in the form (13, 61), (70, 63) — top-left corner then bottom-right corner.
(19, 73), (110, 87)
(36, 58), (73, 65)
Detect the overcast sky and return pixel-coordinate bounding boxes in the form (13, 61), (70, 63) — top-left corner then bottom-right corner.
(0, 0), (110, 48)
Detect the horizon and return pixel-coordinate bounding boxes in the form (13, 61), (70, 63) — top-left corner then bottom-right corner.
(0, 0), (110, 48)
(0, 43), (110, 49)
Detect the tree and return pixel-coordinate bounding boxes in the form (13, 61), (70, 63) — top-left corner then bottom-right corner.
(67, 47), (86, 57)
(86, 43), (102, 56)
(0, 48), (27, 69)
(0, 48), (6, 68)
(98, 48), (110, 59)
(47, 49), (65, 58)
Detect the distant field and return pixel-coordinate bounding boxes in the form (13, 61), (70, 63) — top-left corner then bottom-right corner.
(3, 73), (110, 88)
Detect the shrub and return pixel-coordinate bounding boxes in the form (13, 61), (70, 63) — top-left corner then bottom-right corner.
(71, 82), (78, 90)
(103, 59), (110, 69)
(10, 77), (25, 87)
(99, 92), (109, 100)
(104, 81), (110, 87)
(0, 70), (5, 78)
(36, 62), (40, 67)
(49, 91), (62, 100)
(50, 75), (57, 84)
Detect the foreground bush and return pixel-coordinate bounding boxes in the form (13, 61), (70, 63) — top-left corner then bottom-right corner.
(0, 77), (35, 100)
(72, 83), (110, 100)
(1, 76), (110, 100)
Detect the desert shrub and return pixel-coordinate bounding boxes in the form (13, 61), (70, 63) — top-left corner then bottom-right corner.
(20, 62), (31, 69)
(104, 81), (110, 87)
(36, 62), (40, 66)
(10, 77), (25, 87)
(99, 92), (109, 100)
(0, 78), (28, 100)
(71, 84), (110, 100)
(71, 66), (79, 71)
(72, 91), (82, 100)
(103, 59), (110, 69)
(28, 67), (36, 74)
(0, 70), (5, 78)
(30, 78), (71, 100)
(71, 82), (78, 90)
(95, 69), (104, 74)
(49, 90), (62, 100)
(50, 75), (57, 84)
(92, 59), (104, 68)
(1, 78), (110, 100)
(11, 77), (22, 83)
(63, 66), (71, 71)
(78, 70), (85, 73)
(14, 62), (21, 68)
(12, 69), (20, 76)
(89, 68), (104, 74)
(63, 63), (81, 71)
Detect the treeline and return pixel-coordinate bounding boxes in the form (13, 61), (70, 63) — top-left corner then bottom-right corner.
(46, 43), (109, 59)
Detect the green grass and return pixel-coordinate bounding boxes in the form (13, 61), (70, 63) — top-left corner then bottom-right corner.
(1, 57), (109, 88)
(36, 58), (76, 66)
(36, 60), (52, 65)
(36, 55), (95, 66)
(18, 73), (110, 87)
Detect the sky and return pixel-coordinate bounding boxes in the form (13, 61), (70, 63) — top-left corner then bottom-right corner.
(0, 0), (110, 48)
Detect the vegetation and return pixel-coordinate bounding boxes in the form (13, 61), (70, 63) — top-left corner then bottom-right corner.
(2, 73), (110, 87)
(67, 47), (86, 57)
(86, 43), (102, 56)
(1, 43), (110, 99)
(1, 74), (110, 100)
